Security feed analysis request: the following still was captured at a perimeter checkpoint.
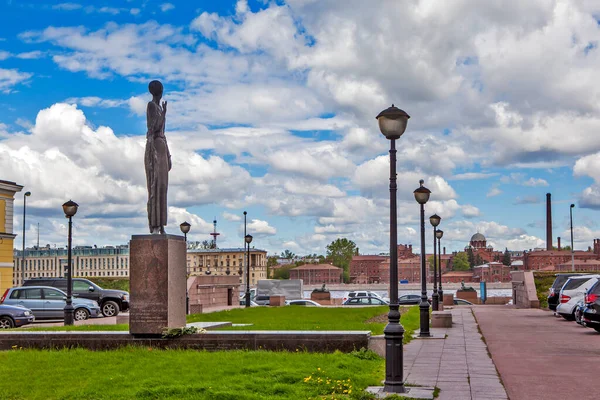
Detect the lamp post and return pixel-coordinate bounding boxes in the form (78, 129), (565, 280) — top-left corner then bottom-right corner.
(570, 204), (575, 272)
(436, 230), (444, 306)
(376, 104), (410, 393)
(429, 214), (441, 311)
(62, 200), (78, 326)
(21, 191), (31, 285)
(414, 180), (431, 338)
(245, 234), (253, 308)
(244, 211), (249, 307)
(179, 221), (191, 315)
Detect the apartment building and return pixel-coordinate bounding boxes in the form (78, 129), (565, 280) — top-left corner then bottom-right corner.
(186, 247), (268, 286)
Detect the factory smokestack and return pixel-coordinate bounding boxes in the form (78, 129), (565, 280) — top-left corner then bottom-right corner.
(557, 237), (561, 251)
(546, 193), (552, 251)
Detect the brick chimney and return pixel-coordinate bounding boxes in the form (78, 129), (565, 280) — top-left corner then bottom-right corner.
(443, 247), (446, 255)
(557, 237), (561, 251)
(546, 193), (552, 251)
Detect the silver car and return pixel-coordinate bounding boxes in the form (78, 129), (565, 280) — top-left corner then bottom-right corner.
(2, 286), (101, 321)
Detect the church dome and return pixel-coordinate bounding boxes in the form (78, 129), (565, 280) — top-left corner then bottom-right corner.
(471, 233), (486, 242)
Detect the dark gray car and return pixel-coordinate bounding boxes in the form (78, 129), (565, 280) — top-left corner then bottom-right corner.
(0, 304), (35, 329)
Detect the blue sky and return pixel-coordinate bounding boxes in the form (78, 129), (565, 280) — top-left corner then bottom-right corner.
(3, 0), (600, 256)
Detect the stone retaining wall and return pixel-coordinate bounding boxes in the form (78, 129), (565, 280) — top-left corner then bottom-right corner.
(0, 331), (370, 353)
(510, 271), (540, 308)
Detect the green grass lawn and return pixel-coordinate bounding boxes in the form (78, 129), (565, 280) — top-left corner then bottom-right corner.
(0, 347), (385, 400)
(23, 306), (421, 343)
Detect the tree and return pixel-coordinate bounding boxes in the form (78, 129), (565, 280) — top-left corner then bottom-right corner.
(267, 256), (278, 277)
(272, 265), (295, 280)
(281, 250), (295, 260)
(502, 248), (511, 266)
(466, 247), (475, 268)
(475, 254), (484, 266)
(326, 238), (357, 283)
(428, 255), (436, 271)
(452, 252), (470, 271)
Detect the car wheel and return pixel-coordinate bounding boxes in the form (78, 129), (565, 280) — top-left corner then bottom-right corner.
(74, 308), (89, 321)
(102, 301), (119, 317)
(0, 316), (14, 329)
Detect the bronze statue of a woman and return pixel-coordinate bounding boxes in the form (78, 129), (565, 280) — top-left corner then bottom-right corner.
(144, 80), (171, 234)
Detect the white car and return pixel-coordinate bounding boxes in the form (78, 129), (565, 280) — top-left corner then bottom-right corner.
(342, 291), (389, 303)
(556, 274), (600, 320)
(284, 299), (322, 307)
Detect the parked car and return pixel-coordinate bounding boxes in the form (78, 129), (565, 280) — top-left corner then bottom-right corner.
(342, 291), (389, 303)
(0, 304), (35, 329)
(343, 296), (389, 306)
(285, 299), (322, 307)
(398, 294), (421, 305)
(556, 275), (600, 321)
(454, 299), (474, 306)
(238, 299), (261, 306)
(548, 273), (579, 312)
(1, 286), (101, 321)
(23, 277), (128, 317)
(574, 299), (586, 326)
(253, 295), (271, 306)
(582, 280), (600, 333)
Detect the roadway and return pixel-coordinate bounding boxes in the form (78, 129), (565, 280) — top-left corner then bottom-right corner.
(473, 306), (600, 400)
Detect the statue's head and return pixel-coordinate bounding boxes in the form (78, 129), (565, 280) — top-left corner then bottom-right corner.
(148, 80), (163, 98)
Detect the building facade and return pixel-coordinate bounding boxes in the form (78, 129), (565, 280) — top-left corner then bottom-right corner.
(13, 245), (131, 285)
(472, 262), (512, 282)
(289, 264), (342, 285)
(186, 247), (268, 286)
(0, 180), (22, 294)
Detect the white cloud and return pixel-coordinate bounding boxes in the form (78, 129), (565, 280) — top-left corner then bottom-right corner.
(130, 8), (141, 16)
(522, 177), (549, 187)
(160, 3), (175, 12)
(486, 187), (502, 198)
(222, 212), (242, 222)
(246, 219), (277, 236)
(52, 3), (82, 11)
(0, 68), (32, 93)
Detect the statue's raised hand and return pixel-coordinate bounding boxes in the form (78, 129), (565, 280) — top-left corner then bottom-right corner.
(162, 100), (167, 115)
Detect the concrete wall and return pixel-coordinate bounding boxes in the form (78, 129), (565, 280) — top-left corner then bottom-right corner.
(511, 271), (540, 308)
(0, 331), (370, 353)
(188, 275), (240, 310)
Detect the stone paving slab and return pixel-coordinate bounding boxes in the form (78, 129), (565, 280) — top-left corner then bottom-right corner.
(402, 308), (508, 400)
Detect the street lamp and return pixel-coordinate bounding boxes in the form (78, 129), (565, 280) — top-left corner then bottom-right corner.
(62, 200), (78, 326)
(179, 221), (190, 242)
(570, 204), (575, 272)
(21, 191), (31, 285)
(414, 180), (431, 338)
(245, 234), (253, 308)
(436, 229), (444, 307)
(244, 211), (249, 307)
(179, 221), (191, 315)
(376, 104), (410, 394)
(429, 214), (441, 311)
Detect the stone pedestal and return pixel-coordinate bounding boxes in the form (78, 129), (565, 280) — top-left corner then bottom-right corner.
(456, 290), (478, 303)
(129, 234), (186, 337)
(443, 293), (454, 306)
(270, 295), (285, 307)
(311, 291), (331, 305)
(431, 311), (452, 328)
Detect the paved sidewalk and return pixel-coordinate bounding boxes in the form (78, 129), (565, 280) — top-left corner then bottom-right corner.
(403, 308), (507, 400)
(474, 306), (600, 400)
